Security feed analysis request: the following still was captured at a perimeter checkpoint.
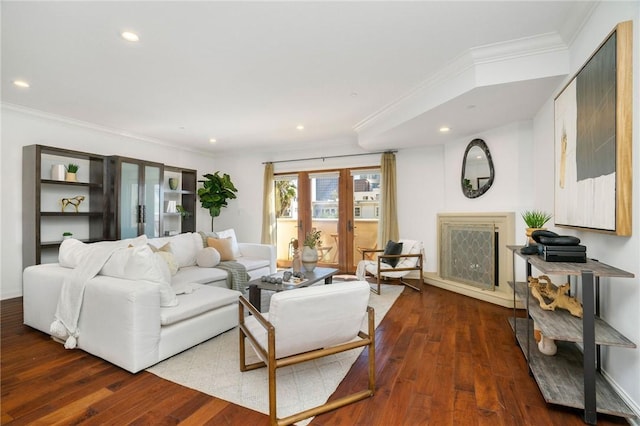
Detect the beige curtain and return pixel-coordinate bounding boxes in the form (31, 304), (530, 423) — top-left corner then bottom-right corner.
(261, 162), (276, 245)
(379, 152), (399, 247)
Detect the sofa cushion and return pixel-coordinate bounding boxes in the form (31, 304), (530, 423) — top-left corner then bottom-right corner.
(207, 237), (235, 261)
(148, 233), (202, 268)
(215, 228), (242, 258)
(235, 257), (270, 272)
(59, 235), (147, 268)
(100, 245), (177, 307)
(171, 265), (228, 286)
(160, 284), (241, 325)
(196, 247), (221, 268)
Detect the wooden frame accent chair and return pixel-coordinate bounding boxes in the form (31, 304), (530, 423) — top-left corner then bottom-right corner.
(356, 239), (424, 295)
(238, 280), (375, 426)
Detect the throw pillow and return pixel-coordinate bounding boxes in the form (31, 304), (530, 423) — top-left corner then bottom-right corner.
(198, 231), (218, 248)
(100, 245), (177, 307)
(156, 251), (179, 276)
(196, 247), (221, 268)
(147, 242), (170, 253)
(146, 242), (179, 275)
(381, 240), (403, 267)
(215, 228), (241, 258)
(207, 237), (235, 261)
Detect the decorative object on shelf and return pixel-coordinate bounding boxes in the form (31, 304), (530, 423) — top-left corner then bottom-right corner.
(522, 210), (552, 245)
(301, 229), (322, 271)
(291, 239), (302, 273)
(197, 172), (238, 231)
(168, 177), (179, 190)
(51, 164), (66, 181)
(533, 321), (557, 356)
(65, 163), (79, 182)
(166, 200), (177, 213)
(60, 195), (85, 213)
(528, 275), (583, 318)
(176, 205), (191, 218)
(62, 232), (73, 240)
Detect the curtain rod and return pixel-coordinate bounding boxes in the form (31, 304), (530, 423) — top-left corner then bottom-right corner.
(262, 150), (396, 165)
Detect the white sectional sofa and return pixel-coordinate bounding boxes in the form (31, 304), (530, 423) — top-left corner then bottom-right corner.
(23, 231), (276, 373)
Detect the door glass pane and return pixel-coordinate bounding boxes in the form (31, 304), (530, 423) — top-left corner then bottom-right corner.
(310, 173), (339, 265)
(120, 162), (139, 239)
(275, 177), (298, 267)
(144, 165), (161, 237)
(353, 171), (380, 269)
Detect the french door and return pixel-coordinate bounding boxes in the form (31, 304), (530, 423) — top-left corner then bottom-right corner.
(275, 168), (380, 273)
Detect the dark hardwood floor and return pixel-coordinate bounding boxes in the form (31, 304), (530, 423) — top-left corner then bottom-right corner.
(1, 281), (630, 425)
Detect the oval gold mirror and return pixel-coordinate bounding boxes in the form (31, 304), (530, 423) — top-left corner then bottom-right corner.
(461, 138), (494, 198)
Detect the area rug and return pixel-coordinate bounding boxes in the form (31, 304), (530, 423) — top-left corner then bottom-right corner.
(147, 283), (403, 425)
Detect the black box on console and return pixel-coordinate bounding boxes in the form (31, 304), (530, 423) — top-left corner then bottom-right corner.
(538, 244), (587, 262)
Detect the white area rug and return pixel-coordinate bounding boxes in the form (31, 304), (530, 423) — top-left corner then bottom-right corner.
(147, 284), (403, 425)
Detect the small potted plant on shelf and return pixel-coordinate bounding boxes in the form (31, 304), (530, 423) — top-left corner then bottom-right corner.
(62, 231), (73, 240)
(522, 210), (552, 245)
(176, 205), (191, 219)
(65, 164), (79, 182)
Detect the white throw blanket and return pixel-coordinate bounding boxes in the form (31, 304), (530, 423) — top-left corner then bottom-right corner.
(50, 242), (122, 349)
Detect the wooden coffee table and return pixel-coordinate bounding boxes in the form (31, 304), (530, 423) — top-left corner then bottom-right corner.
(248, 267), (339, 312)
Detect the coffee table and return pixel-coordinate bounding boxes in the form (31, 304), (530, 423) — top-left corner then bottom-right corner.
(248, 267), (339, 312)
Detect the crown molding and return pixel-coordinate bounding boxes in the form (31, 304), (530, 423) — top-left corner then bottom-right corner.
(353, 32), (568, 135)
(1, 102), (216, 157)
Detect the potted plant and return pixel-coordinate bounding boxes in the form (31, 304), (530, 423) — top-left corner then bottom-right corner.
(522, 210), (552, 244)
(62, 231), (73, 240)
(176, 205), (191, 218)
(301, 229), (322, 271)
(65, 163), (79, 182)
(197, 172), (238, 231)
(276, 180), (297, 217)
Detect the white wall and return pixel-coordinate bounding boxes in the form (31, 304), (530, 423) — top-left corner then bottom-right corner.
(530, 1), (640, 414)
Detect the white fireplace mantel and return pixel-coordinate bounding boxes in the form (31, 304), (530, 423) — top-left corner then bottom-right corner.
(424, 212), (523, 308)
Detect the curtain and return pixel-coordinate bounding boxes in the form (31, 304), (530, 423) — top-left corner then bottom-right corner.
(379, 152), (399, 247)
(261, 162), (276, 245)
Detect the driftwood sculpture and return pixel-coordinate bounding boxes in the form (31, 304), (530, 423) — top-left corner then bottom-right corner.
(528, 275), (583, 318)
(61, 195), (85, 213)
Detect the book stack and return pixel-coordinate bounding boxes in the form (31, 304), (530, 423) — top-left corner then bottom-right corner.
(538, 244), (587, 263)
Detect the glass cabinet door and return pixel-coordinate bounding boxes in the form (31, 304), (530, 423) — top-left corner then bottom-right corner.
(120, 162), (140, 239)
(143, 165), (161, 237)
(117, 159), (162, 239)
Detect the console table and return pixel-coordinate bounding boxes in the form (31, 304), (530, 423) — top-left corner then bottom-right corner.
(507, 246), (635, 424)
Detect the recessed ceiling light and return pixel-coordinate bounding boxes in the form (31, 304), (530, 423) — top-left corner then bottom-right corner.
(13, 80), (30, 88)
(296, 124), (305, 131)
(439, 127), (450, 133)
(121, 31), (140, 42)
(209, 138), (217, 144)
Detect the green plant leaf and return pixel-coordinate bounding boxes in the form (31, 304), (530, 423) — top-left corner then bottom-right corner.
(198, 171), (238, 220)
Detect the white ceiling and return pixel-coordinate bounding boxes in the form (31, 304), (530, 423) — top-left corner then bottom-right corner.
(1, 1), (596, 154)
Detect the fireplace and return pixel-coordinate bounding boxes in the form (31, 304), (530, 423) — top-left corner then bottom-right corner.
(424, 212), (518, 308)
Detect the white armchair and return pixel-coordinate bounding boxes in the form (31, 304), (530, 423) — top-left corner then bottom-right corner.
(356, 239), (424, 294)
(238, 281), (375, 426)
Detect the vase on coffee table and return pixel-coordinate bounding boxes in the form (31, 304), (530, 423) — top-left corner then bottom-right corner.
(301, 246), (318, 272)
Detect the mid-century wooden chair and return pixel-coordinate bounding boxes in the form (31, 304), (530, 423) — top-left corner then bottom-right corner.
(238, 281), (375, 426)
(357, 239), (424, 295)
